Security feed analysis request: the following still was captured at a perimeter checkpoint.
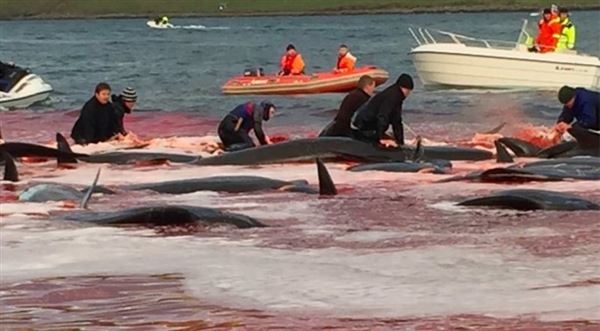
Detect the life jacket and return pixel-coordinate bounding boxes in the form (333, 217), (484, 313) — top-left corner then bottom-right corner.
(280, 53), (305, 75)
(536, 17), (561, 53)
(336, 52), (357, 73)
(229, 102), (256, 132)
(556, 17), (576, 50)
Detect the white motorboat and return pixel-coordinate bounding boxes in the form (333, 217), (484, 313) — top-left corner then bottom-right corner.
(409, 21), (600, 90)
(0, 63), (53, 109)
(146, 20), (174, 29)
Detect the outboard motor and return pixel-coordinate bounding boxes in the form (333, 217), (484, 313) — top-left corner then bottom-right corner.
(243, 67), (264, 77)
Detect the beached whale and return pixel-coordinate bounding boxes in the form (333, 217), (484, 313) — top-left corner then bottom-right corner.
(458, 189), (599, 211)
(498, 137), (598, 159)
(126, 158), (337, 195)
(62, 205), (266, 228)
(0, 141), (86, 163)
(441, 156), (600, 183)
(346, 136), (453, 174)
(56, 133), (197, 165)
(7, 148), (337, 203)
(347, 159), (452, 174)
(192, 137), (492, 166)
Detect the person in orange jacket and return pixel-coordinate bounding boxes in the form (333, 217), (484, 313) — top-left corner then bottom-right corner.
(334, 44), (357, 73)
(533, 8), (561, 53)
(279, 44), (305, 76)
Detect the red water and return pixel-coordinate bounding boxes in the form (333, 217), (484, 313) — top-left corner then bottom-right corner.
(2, 110), (599, 330)
(2, 275), (598, 330)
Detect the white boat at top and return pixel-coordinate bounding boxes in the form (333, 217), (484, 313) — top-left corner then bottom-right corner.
(146, 20), (174, 29)
(409, 20), (600, 90)
(0, 62), (53, 109)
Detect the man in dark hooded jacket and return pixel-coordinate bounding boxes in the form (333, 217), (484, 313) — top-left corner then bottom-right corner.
(71, 83), (119, 145)
(218, 101), (276, 151)
(110, 87), (137, 136)
(352, 73), (414, 147)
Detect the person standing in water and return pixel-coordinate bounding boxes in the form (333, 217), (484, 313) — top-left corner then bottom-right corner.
(71, 82), (119, 145)
(320, 75), (375, 137)
(352, 74), (414, 147)
(555, 86), (600, 151)
(218, 101), (276, 151)
(111, 87), (137, 137)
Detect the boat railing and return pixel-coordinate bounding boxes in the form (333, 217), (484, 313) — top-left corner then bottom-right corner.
(409, 20), (534, 51)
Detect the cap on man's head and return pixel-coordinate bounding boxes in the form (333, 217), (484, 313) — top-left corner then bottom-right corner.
(543, 8), (552, 14)
(121, 87), (137, 102)
(558, 86), (575, 104)
(396, 73), (414, 90)
(286, 44), (296, 51)
(559, 7), (569, 13)
(339, 44), (348, 49)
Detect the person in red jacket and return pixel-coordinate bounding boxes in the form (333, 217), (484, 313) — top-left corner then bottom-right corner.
(334, 44), (357, 73)
(533, 8), (561, 53)
(279, 44), (305, 76)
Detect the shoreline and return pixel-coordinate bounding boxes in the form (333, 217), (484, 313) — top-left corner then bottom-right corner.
(2, 5), (599, 21)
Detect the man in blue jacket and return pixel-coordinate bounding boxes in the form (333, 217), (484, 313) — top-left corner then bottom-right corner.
(555, 85), (600, 150)
(218, 101), (275, 151)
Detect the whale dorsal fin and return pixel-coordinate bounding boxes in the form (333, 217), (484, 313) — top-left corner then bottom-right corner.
(1, 151), (19, 182)
(494, 140), (514, 163)
(80, 168), (101, 209)
(56, 133), (78, 164)
(316, 158), (337, 196)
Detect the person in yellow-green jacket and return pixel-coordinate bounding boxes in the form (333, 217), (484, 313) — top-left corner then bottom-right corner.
(556, 7), (576, 50)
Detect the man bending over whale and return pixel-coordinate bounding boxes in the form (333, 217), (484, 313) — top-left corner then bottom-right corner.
(555, 85), (600, 151)
(320, 75), (375, 138)
(218, 101), (276, 151)
(352, 73), (414, 147)
(71, 83), (119, 145)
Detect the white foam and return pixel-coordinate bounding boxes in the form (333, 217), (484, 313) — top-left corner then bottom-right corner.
(1, 222), (598, 320)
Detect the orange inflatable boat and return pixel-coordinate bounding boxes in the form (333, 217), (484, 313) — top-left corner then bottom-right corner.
(222, 66), (389, 95)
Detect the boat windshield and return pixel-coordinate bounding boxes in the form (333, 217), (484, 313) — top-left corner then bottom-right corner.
(409, 19), (537, 51)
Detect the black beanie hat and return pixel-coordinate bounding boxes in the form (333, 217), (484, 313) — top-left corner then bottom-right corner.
(558, 86), (575, 104)
(396, 74), (414, 90)
(286, 44), (296, 51)
(543, 8), (551, 14)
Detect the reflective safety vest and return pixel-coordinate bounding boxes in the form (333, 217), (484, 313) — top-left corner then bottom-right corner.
(556, 18), (576, 50)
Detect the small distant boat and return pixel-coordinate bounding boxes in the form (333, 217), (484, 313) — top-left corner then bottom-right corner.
(146, 20), (174, 29)
(409, 20), (600, 90)
(222, 66), (389, 95)
(0, 62), (53, 109)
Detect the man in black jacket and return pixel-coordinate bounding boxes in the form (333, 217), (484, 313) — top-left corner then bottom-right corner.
(71, 83), (119, 145)
(320, 75), (375, 137)
(111, 87), (137, 136)
(352, 73), (414, 147)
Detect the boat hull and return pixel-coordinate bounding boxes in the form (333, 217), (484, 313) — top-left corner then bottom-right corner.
(146, 21), (174, 29)
(0, 74), (53, 109)
(411, 44), (600, 90)
(222, 66), (389, 95)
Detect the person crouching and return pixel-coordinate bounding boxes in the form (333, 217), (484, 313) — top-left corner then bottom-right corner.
(218, 101), (276, 151)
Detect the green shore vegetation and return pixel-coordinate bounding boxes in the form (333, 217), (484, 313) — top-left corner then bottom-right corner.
(1, 0), (599, 19)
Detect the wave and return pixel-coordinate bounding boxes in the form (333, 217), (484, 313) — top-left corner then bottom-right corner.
(173, 25), (230, 30)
